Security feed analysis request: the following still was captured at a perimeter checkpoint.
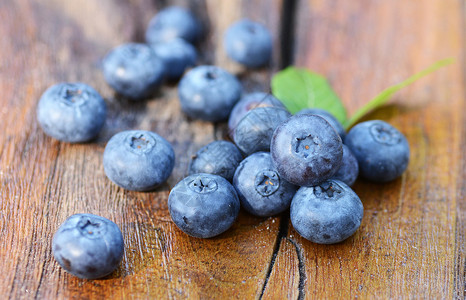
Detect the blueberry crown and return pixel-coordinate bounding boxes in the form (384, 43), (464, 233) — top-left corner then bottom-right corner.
(293, 134), (321, 159)
(77, 217), (107, 239)
(187, 177), (218, 194)
(125, 132), (156, 154)
(313, 181), (343, 200)
(370, 123), (401, 145)
(254, 170), (280, 196)
(59, 84), (89, 106)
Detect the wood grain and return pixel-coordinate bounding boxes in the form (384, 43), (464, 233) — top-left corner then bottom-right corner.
(0, 0), (285, 299)
(0, 0), (464, 299)
(264, 0), (465, 298)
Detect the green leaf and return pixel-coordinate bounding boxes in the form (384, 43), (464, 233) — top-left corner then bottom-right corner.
(344, 58), (454, 129)
(271, 67), (347, 123)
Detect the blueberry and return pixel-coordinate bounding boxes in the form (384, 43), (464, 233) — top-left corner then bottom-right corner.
(271, 114), (343, 187)
(178, 65), (242, 122)
(290, 179), (363, 244)
(37, 82), (107, 143)
(224, 19), (272, 68)
(168, 173), (240, 238)
(331, 144), (359, 186)
(189, 141), (243, 182)
(228, 92), (286, 136)
(145, 6), (202, 44)
(345, 120), (410, 182)
(103, 130), (175, 191)
(296, 108), (346, 142)
(151, 39), (197, 80)
(102, 43), (165, 100)
(52, 213), (124, 279)
(233, 107), (291, 156)
(233, 152), (296, 217)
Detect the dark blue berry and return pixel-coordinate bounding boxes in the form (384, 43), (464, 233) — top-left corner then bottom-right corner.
(331, 144), (359, 186)
(103, 130), (175, 191)
(233, 106), (291, 156)
(37, 82), (107, 143)
(189, 141), (243, 182)
(224, 19), (272, 68)
(228, 92), (286, 136)
(168, 173), (240, 238)
(178, 65), (242, 122)
(233, 152), (296, 217)
(290, 179), (363, 244)
(145, 6), (202, 44)
(345, 120), (410, 182)
(52, 213), (124, 279)
(151, 39), (197, 80)
(296, 108), (346, 142)
(271, 114), (343, 187)
(102, 43), (165, 100)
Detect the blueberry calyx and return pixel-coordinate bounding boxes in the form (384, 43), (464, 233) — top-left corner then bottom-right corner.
(125, 132), (156, 154)
(188, 177), (218, 193)
(370, 123), (401, 145)
(254, 170), (280, 196)
(294, 134), (320, 158)
(204, 70), (218, 80)
(313, 181), (343, 200)
(245, 24), (257, 34)
(78, 218), (106, 239)
(60, 84), (88, 106)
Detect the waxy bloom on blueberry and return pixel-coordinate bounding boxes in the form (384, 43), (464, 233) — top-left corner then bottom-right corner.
(168, 173), (240, 238)
(52, 214), (124, 279)
(37, 82), (107, 143)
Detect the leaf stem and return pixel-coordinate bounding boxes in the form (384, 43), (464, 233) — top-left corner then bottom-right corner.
(343, 58), (455, 129)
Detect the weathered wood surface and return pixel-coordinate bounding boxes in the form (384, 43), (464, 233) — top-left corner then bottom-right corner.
(0, 0), (464, 299)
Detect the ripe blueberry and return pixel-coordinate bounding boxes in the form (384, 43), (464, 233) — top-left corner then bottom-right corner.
(145, 6), (202, 44)
(52, 213), (124, 279)
(228, 92), (286, 137)
(224, 19), (272, 68)
(271, 114), (343, 187)
(102, 43), (165, 100)
(151, 39), (197, 80)
(233, 106), (291, 156)
(37, 82), (107, 143)
(296, 108), (346, 142)
(178, 65), (242, 122)
(345, 120), (410, 182)
(189, 141), (243, 182)
(290, 179), (363, 244)
(103, 130), (175, 191)
(168, 173), (240, 238)
(233, 152), (296, 217)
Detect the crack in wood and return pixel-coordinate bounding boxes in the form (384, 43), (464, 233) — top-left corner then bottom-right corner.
(259, 213), (290, 300)
(279, 0), (298, 69)
(287, 238), (306, 300)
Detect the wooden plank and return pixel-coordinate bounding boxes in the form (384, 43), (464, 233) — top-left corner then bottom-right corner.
(262, 0), (464, 298)
(261, 238), (303, 299)
(1, 0), (465, 298)
(0, 0), (286, 299)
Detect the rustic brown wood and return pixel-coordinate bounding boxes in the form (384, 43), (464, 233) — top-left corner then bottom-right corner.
(0, 0), (287, 299)
(0, 0), (464, 299)
(262, 0), (465, 298)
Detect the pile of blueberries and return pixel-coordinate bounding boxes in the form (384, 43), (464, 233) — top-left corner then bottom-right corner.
(37, 6), (410, 280)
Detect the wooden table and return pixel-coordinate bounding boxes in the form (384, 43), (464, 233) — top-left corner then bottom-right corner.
(1, 0), (464, 298)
